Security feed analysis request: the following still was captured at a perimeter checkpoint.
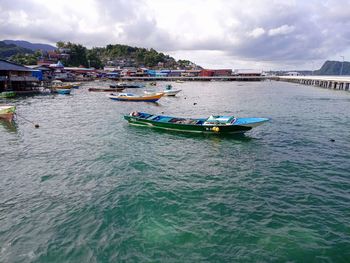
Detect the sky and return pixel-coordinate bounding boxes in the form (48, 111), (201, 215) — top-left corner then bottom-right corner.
(1, 0), (350, 70)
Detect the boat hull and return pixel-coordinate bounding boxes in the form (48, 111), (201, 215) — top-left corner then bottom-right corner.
(0, 91), (16, 98)
(0, 105), (16, 122)
(56, 89), (71, 94)
(163, 89), (181, 96)
(89, 87), (125, 92)
(124, 116), (258, 134)
(109, 93), (163, 102)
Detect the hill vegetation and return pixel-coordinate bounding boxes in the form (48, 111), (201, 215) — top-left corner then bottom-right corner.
(3, 40), (55, 52)
(55, 41), (197, 69)
(0, 41), (34, 59)
(314, 60), (350, 75)
(0, 39), (198, 69)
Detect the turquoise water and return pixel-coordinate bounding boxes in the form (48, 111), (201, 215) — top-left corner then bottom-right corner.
(0, 81), (350, 262)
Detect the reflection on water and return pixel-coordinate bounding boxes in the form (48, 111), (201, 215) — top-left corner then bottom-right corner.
(0, 120), (17, 133)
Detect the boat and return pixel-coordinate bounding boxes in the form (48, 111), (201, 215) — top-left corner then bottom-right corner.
(176, 80), (184, 83)
(0, 105), (16, 122)
(110, 83), (145, 89)
(163, 84), (181, 96)
(56, 88), (71, 95)
(124, 112), (269, 134)
(108, 92), (164, 102)
(88, 87), (125, 92)
(0, 91), (16, 98)
(51, 80), (73, 90)
(71, 82), (81, 89)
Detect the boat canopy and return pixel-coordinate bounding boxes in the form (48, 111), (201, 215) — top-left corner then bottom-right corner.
(203, 115), (236, 125)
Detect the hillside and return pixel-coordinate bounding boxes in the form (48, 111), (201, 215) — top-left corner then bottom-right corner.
(3, 40), (55, 52)
(54, 41), (199, 69)
(0, 41), (34, 59)
(0, 39), (199, 69)
(314, 60), (350, 75)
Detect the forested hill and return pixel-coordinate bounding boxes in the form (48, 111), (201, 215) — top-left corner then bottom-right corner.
(314, 60), (350, 75)
(55, 41), (197, 69)
(3, 40), (55, 52)
(1, 39), (198, 69)
(0, 41), (34, 59)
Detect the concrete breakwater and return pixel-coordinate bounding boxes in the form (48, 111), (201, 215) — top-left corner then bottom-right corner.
(274, 76), (350, 91)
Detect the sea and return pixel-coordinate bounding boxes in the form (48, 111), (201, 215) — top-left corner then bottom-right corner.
(0, 80), (349, 262)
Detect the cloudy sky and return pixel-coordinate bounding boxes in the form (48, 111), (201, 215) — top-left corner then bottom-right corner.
(1, 0), (350, 70)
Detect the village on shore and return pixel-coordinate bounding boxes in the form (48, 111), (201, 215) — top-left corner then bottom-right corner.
(0, 43), (265, 96)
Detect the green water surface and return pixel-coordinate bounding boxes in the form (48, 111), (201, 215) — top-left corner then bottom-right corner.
(0, 81), (349, 262)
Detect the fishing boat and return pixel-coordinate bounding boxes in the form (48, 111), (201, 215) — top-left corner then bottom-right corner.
(163, 85), (181, 96)
(56, 88), (71, 95)
(110, 83), (145, 89)
(50, 80), (72, 94)
(0, 105), (16, 122)
(108, 92), (164, 102)
(0, 91), (16, 98)
(124, 112), (269, 134)
(88, 87), (125, 92)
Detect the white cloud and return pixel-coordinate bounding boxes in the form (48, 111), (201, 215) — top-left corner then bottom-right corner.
(268, 25), (295, 36)
(1, 0), (350, 69)
(247, 28), (266, 38)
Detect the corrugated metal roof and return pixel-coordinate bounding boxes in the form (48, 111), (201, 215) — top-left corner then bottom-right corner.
(0, 59), (32, 72)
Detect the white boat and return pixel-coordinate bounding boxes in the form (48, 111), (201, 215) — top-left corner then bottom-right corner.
(163, 89), (181, 96)
(163, 84), (181, 96)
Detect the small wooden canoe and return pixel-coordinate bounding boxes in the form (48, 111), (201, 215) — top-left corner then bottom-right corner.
(108, 92), (164, 102)
(0, 105), (16, 121)
(89, 87), (125, 92)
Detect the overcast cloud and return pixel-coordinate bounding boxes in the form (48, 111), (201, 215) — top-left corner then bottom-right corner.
(1, 0), (350, 69)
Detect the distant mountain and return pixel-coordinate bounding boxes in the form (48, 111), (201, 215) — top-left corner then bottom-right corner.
(3, 40), (55, 52)
(0, 41), (34, 59)
(314, 60), (350, 75)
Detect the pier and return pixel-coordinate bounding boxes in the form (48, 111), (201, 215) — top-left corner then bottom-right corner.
(274, 76), (350, 91)
(118, 76), (264, 81)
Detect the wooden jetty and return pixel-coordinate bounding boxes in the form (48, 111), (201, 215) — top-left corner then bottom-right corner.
(118, 76), (264, 81)
(273, 76), (350, 91)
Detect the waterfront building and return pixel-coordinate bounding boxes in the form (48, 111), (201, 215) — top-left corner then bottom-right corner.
(234, 69), (263, 77)
(0, 59), (39, 93)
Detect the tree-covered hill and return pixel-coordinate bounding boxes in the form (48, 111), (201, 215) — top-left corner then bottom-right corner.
(0, 41), (34, 59)
(55, 41), (198, 69)
(314, 60), (350, 75)
(1, 39), (199, 69)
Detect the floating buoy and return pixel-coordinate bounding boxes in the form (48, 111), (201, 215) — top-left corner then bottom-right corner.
(35, 124), (40, 128)
(193, 102), (197, 105)
(330, 139), (335, 142)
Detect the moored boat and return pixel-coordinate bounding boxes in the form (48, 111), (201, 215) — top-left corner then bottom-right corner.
(108, 92), (163, 102)
(0, 91), (16, 98)
(110, 82), (145, 89)
(163, 84), (181, 96)
(88, 87), (125, 92)
(124, 112), (269, 134)
(56, 88), (71, 95)
(0, 105), (16, 121)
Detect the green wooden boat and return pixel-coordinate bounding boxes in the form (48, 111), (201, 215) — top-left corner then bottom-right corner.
(124, 112), (269, 134)
(0, 91), (16, 98)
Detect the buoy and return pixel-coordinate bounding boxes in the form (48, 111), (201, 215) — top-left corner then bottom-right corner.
(35, 124), (40, 128)
(193, 102), (197, 105)
(330, 139), (335, 142)
(212, 126), (220, 132)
